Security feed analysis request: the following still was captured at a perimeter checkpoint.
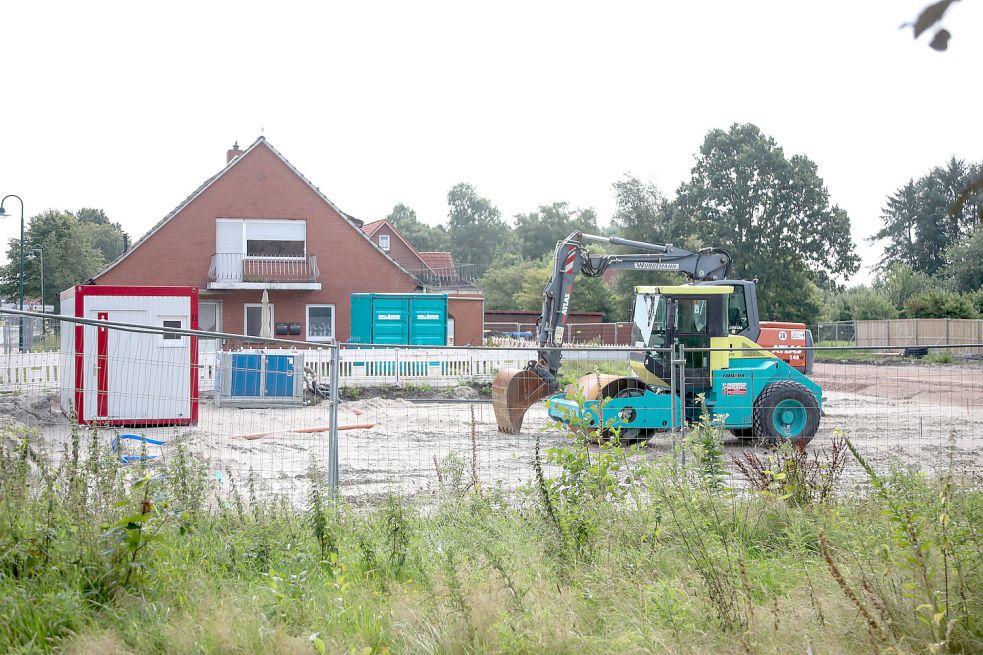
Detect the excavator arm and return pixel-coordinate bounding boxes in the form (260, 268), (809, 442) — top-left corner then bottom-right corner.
(492, 231), (731, 433)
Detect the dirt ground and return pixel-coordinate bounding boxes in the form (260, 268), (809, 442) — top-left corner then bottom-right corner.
(5, 361), (982, 504)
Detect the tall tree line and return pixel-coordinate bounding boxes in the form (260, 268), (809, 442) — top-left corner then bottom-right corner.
(387, 122), (863, 325)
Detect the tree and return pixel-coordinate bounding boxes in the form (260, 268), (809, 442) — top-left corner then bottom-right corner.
(75, 207), (128, 263)
(0, 209), (125, 310)
(944, 226), (983, 293)
(831, 286), (899, 321)
(871, 158), (983, 275)
(512, 202), (598, 261)
(446, 183), (511, 277)
(872, 262), (935, 310)
(478, 253), (537, 310)
(672, 123), (860, 324)
(905, 289), (980, 319)
(607, 176), (678, 318)
(385, 203), (449, 252)
(512, 255), (617, 319)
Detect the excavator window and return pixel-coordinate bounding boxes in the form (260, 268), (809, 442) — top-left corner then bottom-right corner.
(727, 286), (749, 334)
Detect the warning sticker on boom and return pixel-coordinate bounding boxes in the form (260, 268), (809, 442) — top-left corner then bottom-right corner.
(723, 382), (747, 396)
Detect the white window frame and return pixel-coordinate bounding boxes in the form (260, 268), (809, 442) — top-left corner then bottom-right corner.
(218, 218), (308, 260)
(378, 234), (390, 251)
(305, 304), (335, 342)
(199, 301), (222, 333)
(244, 303), (274, 338)
(159, 316), (185, 347)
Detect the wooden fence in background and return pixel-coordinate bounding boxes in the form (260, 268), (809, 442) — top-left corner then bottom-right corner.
(856, 319), (983, 355)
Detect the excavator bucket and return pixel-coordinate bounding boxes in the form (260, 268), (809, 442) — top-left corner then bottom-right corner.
(492, 368), (554, 434)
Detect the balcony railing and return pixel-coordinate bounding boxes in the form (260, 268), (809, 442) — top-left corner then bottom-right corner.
(208, 253), (320, 284)
(407, 264), (479, 290)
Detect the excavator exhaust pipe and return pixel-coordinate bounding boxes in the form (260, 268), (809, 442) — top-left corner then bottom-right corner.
(491, 368), (554, 434)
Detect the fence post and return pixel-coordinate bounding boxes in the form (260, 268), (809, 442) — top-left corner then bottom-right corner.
(327, 343), (340, 495)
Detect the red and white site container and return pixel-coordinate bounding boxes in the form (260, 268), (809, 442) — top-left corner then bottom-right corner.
(59, 286), (199, 426)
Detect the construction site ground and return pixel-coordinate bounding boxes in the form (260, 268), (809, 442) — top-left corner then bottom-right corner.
(6, 361), (981, 504)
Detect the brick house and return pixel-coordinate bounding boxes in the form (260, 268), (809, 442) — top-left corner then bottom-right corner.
(361, 220), (479, 292)
(91, 138), (484, 344)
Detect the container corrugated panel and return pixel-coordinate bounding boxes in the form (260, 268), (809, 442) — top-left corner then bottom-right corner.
(409, 295), (448, 345)
(371, 296), (409, 344)
(350, 293), (448, 345)
(349, 294), (373, 344)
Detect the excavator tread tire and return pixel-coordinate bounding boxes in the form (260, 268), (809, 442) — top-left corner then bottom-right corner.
(752, 380), (819, 446)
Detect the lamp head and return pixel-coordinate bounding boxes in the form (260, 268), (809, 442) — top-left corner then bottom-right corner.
(0, 207), (7, 217)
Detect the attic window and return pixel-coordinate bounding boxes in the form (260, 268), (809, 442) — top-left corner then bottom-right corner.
(379, 234), (390, 251)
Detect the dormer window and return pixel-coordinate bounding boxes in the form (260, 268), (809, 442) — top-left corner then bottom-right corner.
(379, 234), (390, 251)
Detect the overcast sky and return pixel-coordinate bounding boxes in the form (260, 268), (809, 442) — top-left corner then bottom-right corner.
(2, 1), (980, 284)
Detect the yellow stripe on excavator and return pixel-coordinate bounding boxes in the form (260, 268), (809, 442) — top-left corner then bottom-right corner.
(709, 335), (778, 381)
(634, 285), (734, 295)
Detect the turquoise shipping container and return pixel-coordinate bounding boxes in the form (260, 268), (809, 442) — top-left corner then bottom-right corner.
(349, 293), (449, 346)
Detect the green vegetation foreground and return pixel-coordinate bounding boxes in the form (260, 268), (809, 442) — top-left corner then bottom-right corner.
(0, 423), (980, 654)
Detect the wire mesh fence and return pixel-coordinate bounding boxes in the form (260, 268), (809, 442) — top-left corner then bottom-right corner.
(1, 307), (980, 509)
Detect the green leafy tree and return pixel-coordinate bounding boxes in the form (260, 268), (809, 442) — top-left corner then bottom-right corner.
(672, 123), (860, 324)
(871, 158), (983, 275)
(0, 209), (124, 310)
(513, 202), (599, 261)
(943, 226), (983, 293)
(872, 262), (936, 311)
(385, 203), (449, 253)
(905, 289), (980, 319)
(478, 253), (537, 310)
(835, 287), (899, 321)
(446, 183), (511, 277)
(607, 176), (678, 318)
(513, 255), (617, 318)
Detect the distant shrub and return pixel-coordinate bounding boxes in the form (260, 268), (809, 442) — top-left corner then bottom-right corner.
(904, 289), (981, 319)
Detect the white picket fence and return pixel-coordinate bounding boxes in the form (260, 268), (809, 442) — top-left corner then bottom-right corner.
(0, 347), (535, 391)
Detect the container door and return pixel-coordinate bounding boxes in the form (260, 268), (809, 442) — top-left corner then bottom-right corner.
(231, 353), (262, 396)
(408, 296), (447, 345)
(349, 294), (372, 344)
(372, 296), (409, 344)
(265, 354), (295, 397)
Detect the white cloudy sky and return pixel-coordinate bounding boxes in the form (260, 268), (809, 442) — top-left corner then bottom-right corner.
(1, 1), (980, 283)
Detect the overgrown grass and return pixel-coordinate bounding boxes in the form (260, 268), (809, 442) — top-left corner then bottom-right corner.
(1, 420), (980, 654)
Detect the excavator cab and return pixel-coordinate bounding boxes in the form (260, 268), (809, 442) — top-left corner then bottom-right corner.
(627, 286), (731, 391)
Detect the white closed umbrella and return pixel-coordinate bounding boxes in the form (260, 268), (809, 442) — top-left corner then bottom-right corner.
(260, 290), (272, 339)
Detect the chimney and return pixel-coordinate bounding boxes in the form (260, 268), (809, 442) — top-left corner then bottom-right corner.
(226, 141), (243, 163)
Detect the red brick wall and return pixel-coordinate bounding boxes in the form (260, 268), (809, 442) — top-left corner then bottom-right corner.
(448, 296), (484, 345)
(369, 224), (429, 273)
(95, 142), (418, 341)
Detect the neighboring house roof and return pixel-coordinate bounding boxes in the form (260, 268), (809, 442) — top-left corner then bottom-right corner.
(360, 220), (433, 272)
(418, 252), (456, 271)
(361, 219), (386, 236)
(93, 137), (417, 285)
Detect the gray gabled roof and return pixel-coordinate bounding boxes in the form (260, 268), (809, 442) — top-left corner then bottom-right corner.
(94, 137), (420, 285)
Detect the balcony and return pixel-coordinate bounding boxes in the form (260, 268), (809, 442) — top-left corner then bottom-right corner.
(207, 253), (321, 290)
(408, 264), (479, 291)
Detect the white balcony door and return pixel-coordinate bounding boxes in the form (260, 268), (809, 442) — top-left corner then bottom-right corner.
(216, 220), (244, 281)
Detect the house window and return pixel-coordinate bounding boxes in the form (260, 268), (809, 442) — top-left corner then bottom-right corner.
(199, 301), (221, 333)
(246, 239), (305, 257)
(160, 318), (184, 346)
(306, 304), (335, 341)
(379, 234), (390, 251)
(245, 303), (274, 338)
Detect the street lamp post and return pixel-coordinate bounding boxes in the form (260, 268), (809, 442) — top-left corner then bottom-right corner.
(0, 195), (25, 351)
(28, 245), (44, 339)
